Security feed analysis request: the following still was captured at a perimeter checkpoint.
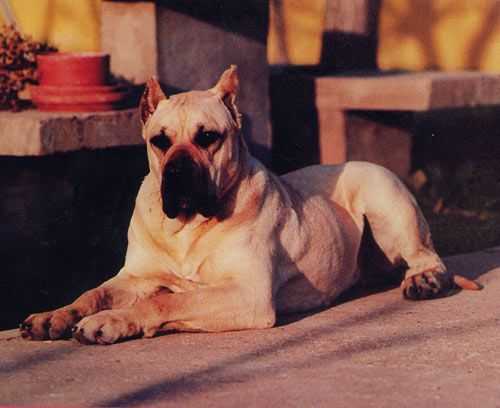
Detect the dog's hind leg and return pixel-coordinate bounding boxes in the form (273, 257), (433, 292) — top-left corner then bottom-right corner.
(350, 164), (478, 299)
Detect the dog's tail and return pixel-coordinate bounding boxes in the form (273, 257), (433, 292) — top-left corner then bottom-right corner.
(453, 274), (483, 291)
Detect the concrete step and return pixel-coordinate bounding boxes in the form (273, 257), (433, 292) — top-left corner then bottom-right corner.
(1, 248), (500, 407)
(0, 108), (142, 156)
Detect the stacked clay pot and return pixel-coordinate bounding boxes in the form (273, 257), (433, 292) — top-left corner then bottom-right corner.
(31, 52), (131, 112)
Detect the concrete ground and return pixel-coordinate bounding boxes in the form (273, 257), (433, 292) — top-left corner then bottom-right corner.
(1, 248), (499, 407)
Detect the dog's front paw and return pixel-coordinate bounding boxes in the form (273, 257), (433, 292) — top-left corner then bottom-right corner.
(401, 269), (454, 300)
(72, 310), (140, 345)
(20, 308), (81, 340)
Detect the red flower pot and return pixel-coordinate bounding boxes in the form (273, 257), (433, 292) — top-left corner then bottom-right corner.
(30, 84), (130, 96)
(30, 84), (133, 112)
(32, 52), (133, 112)
(37, 52), (110, 86)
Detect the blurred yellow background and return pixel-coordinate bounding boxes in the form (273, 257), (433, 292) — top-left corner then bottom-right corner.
(268, 0), (500, 71)
(2, 0), (500, 72)
(2, 0), (100, 52)
(378, 0), (500, 71)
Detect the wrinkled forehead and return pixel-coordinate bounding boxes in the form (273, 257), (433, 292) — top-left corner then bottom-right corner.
(146, 90), (234, 137)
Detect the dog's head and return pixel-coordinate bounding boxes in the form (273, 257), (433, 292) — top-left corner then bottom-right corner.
(140, 65), (245, 220)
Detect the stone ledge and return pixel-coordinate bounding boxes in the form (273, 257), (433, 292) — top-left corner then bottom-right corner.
(0, 109), (143, 156)
(315, 71), (500, 111)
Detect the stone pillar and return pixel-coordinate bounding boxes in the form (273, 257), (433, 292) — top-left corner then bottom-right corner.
(344, 112), (413, 179)
(101, 1), (158, 84)
(156, 1), (272, 165)
(320, 0), (381, 70)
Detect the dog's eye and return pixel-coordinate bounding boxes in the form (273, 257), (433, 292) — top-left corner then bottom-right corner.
(194, 131), (221, 149)
(150, 134), (172, 152)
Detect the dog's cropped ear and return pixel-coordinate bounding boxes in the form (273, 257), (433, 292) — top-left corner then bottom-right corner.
(140, 77), (167, 125)
(212, 65), (242, 128)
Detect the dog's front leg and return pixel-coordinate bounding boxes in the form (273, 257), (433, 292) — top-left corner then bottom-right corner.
(20, 273), (166, 340)
(73, 281), (276, 345)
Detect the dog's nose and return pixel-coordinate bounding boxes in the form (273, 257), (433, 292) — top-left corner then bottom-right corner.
(165, 153), (194, 177)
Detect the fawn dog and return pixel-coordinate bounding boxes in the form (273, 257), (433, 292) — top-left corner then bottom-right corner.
(20, 66), (480, 344)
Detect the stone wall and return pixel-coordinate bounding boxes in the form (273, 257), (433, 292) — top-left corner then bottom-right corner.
(101, 1), (272, 165)
(0, 147), (148, 330)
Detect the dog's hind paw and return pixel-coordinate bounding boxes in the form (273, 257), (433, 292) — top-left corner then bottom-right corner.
(401, 268), (483, 300)
(401, 269), (455, 300)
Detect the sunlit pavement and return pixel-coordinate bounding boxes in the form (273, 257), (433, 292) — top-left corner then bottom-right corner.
(1, 248), (499, 407)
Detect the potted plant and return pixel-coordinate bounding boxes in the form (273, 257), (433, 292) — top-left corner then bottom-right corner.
(0, 24), (54, 111)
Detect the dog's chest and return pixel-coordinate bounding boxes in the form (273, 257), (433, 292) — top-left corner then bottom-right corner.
(163, 233), (199, 278)
(133, 193), (208, 281)
(153, 219), (216, 282)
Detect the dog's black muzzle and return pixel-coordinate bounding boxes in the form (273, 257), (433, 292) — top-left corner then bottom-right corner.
(161, 151), (217, 219)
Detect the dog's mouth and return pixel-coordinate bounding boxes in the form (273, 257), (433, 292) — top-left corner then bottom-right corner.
(161, 152), (218, 219)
